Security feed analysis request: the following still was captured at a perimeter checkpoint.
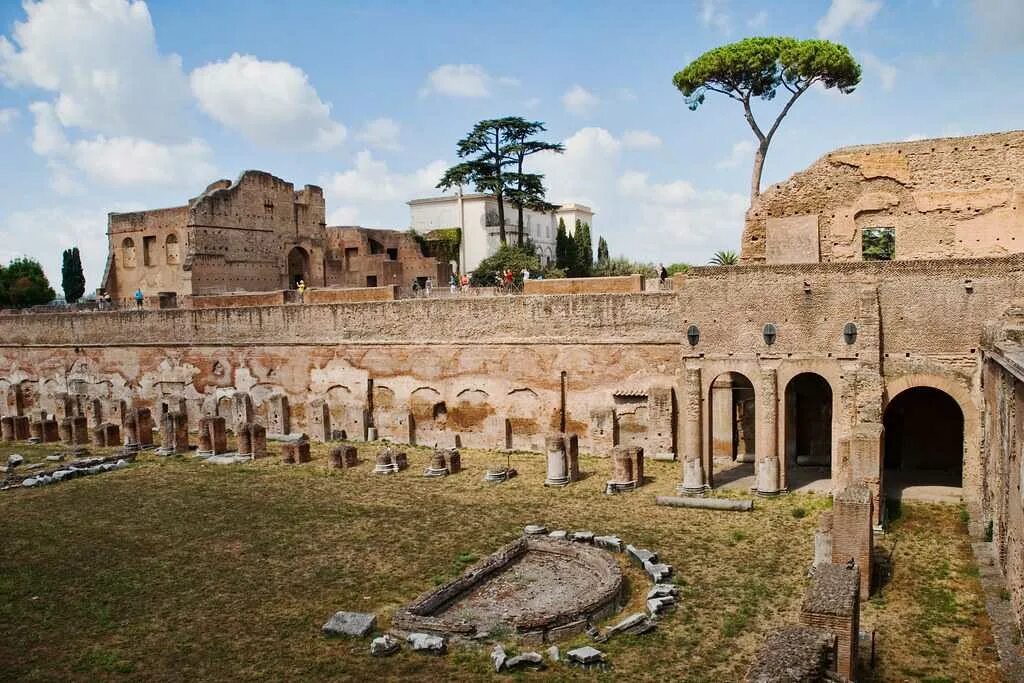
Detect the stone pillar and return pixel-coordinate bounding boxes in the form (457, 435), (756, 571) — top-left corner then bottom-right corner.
(544, 434), (570, 486)
(84, 398), (102, 429)
(832, 485), (873, 598)
(329, 445), (357, 469)
(42, 419), (59, 443)
(102, 422), (121, 447)
(5, 384), (24, 416)
(161, 412), (189, 454)
(105, 399), (127, 429)
(197, 417), (213, 454)
(71, 415), (90, 446)
(680, 368), (706, 494)
(13, 415), (30, 441)
(589, 407), (617, 456)
(566, 434), (580, 482)
(29, 419), (43, 442)
(849, 423), (884, 527)
(800, 564), (859, 681)
(448, 448), (461, 474)
(647, 385), (675, 460)
(136, 408), (153, 447)
(307, 399), (330, 442)
(52, 393), (73, 421)
(711, 374), (734, 460)
(123, 415), (140, 452)
(281, 440), (310, 464)
(250, 423), (267, 459)
(607, 445), (644, 493)
(232, 392), (253, 427)
(1, 416), (14, 442)
(814, 512), (834, 567)
(268, 394), (291, 435)
(208, 416), (228, 455)
(735, 387), (756, 462)
(236, 423), (252, 456)
(756, 368), (781, 496)
(59, 417), (74, 444)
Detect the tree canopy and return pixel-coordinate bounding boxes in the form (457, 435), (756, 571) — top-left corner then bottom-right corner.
(673, 37), (860, 202)
(1, 257), (56, 308)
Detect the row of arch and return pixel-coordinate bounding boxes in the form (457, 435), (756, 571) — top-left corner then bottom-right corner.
(707, 370), (965, 490)
(121, 234), (180, 268)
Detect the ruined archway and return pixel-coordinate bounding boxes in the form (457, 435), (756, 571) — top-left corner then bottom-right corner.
(883, 386), (964, 494)
(708, 371), (756, 489)
(287, 246), (310, 289)
(784, 372), (833, 490)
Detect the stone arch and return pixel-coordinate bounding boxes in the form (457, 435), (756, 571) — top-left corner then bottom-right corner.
(449, 388), (494, 434)
(122, 237), (137, 269)
(707, 371), (757, 489)
(884, 378), (967, 494)
(506, 387), (543, 452)
(287, 246), (310, 289)
(166, 233), (180, 265)
(784, 372), (834, 488)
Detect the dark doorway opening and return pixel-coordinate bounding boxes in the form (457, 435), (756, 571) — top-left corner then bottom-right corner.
(708, 371), (756, 489)
(287, 246), (310, 288)
(785, 372), (833, 491)
(884, 387), (963, 491)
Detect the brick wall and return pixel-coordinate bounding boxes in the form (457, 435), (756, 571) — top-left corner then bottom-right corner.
(523, 274), (644, 295)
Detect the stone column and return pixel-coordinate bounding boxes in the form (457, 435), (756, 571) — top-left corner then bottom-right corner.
(208, 416), (228, 454)
(308, 399), (330, 442)
(71, 415), (89, 446)
(680, 367), (706, 494)
(232, 392), (253, 427)
(52, 393), (73, 421)
(197, 417), (213, 454)
(249, 423), (267, 459)
(711, 374), (734, 460)
(59, 417), (74, 444)
(13, 415), (30, 440)
(268, 394), (291, 435)
(756, 368), (781, 496)
(1, 416), (14, 442)
(544, 434), (569, 486)
(236, 423), (252, 456)
(136, 408), (153, 447)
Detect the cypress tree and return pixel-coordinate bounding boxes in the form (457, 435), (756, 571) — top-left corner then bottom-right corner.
(573, 219), (593, 277)
(597, 236), (609, 265)
(61, 247), (86, 303)
(556, 217), (577, 272)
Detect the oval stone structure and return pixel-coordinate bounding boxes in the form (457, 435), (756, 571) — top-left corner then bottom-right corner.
(392, 536), (624, 643)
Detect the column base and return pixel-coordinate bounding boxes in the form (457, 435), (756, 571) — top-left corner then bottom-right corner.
(676, 484), (710, 497)
(755, 487), (788, 498)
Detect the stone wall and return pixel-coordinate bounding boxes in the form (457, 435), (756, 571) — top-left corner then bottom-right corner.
(745, 130), (1024, 264)
(323, 227), (449, 292)
(523, 274), (644, 295)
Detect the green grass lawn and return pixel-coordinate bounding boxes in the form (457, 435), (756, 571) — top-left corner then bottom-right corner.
(0, 441), (1000, 681)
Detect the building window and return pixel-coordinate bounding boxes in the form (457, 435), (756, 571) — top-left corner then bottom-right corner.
(862, 227), (895, 261)
(122, 237), (136, 268)
(366, 275), (378, 287)
(264, 200), (274, 216)
(386, 248), (398, 261)
(166, 233), (180, 265)
(344, 247), (358, 270)
(143, 235), (157, 266)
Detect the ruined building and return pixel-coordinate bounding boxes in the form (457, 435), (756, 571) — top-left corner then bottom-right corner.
(101, 170), (448, 304)
(5, 130), (1024, 635)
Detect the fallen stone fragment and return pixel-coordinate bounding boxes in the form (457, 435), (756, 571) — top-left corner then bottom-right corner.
(594, 535), (622, 552)
(25, 463), (44, 470)
(656, 495), (754, 512)
(607, 612), (648, 636)
(491, 644), (507, 672)
(51, 469), (71, 481)
(547, 645), (560, 662)
(647, 583), (679, 600)
(523, 524), (547, 536)
(45, 454), (65, 462)
(21, 477), (37, 487)
(570, 531), (595, 543)
(7, 454), (23, 467)
(643, 560), (673, 582)
(548, 530), (568, 540)
(567, 646), (605, 666)
(647, 596), (675, 615)
(626, 545), (658, 567)
(370, 634), (399, 657)
(407, 632), (446, 654)
(506, 652), (544, 670)
(321, 611), (376, 637)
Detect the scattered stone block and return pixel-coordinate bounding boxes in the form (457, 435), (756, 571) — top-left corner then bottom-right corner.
(594, 535), (622, 552)
(643, 560), (673, 583)
(281, 440), (311, 464)
(321, 611), (376, 637)
(372, 447), (407, 474)
(370, 634), (399, 657)
(548, 530), (568, 540)
(547, 618), (587, 641)
(626, 545), (658, 567)
(523, 524), (548, 536)
(491, 644), (507, 672)
(407, 632), (446, 654)
(483, 464), (516, 482)
(329, 445), (357, 469)
(567, 646), (605, 668)
(646, 596), (675, 615)
(45, 454), (64, 462)
(571, 531), (595, 544)
(7, 453), (23, 467)
(506, 652), (544, 670)
(647, 584), (679, 600)
(546, 645), (560, 662)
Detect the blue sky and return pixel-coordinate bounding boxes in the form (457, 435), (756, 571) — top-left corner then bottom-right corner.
(0, 0), (1022, 291)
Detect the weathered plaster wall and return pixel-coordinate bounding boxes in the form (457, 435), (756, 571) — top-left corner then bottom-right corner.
(745, 130), (1024, 264)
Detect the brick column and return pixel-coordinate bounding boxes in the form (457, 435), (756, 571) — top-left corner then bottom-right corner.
(756, 368), (781, 496)
(833, 485), (874, 598)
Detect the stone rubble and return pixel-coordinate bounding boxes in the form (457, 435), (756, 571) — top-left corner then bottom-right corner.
(643, 560), (673, 583)
(9, 455), (131, 490)
(407, 632), (446, 654)
(523, 524), (548, 536)
(547, 530), (568, 540)
(490, 644), (507, 672)
(321, 610), (376, 637)
(594, 535), (622, 552)
(570, 531), (595, 544)
(370, 634), (400, 657)
(647, 583), (679, 600)
(626, 545), (658, 567)
(647, 596), (675, 615)
(505, 652), (544, 670)
(566, 646), (607, 670)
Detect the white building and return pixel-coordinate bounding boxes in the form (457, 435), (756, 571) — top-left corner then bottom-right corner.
(408, 191), (594, 274)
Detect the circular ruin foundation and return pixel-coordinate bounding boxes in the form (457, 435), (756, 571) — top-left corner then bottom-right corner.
(391, 536), (624, 643)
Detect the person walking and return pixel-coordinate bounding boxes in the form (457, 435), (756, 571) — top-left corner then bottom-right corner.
(658, 263), (668, 288)
(460, 273), (469, 292)
(134, 288), (143, 309)
(425, 277), (433, 296)
(450, 273), (458, 294)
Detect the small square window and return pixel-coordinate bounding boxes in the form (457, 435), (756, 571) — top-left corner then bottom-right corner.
(862, 227), (895, 261)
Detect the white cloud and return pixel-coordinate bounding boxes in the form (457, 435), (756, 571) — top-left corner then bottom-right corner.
(0, 107), (18, 132)
(71, 136), (215, 187)
(419, 64), (516, 98)
(28, 101), (66, 155)
(860, 52), (897, 91)
(190, 53), (346, 149)
(699, 0), (732, 33)
(562, 85), (599, 117)
(322, 150), (447, 226)
(535, 126), (747, 263)
(747, 9), (768, 29)
(621, 130), (662, 150)
(968, 0), (1024, 49)
(816, 0), (882, 39)
(0, 0), (190, 140)
(356, 117), (401, 151)
(715, 139), (755, 169)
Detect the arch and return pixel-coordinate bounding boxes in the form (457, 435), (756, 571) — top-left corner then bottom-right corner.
(122, 237), (137, 268)
(883, 385), (964, 491)
(784, 372), (834, 488)
(166, 233), (180, 265)
(287, 246), (310, 289)
(707, 371), (756, 489)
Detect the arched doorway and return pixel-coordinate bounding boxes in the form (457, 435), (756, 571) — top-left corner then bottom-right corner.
(883, 387), (964, 495)
(287, 247), (309, 289)
(785, 373), (833, 490)
(708, 371), (755, 489)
